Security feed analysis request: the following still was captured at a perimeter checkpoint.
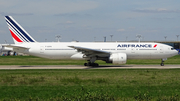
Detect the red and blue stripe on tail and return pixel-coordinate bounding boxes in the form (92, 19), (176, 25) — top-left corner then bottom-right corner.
(5, 16), (36, 44)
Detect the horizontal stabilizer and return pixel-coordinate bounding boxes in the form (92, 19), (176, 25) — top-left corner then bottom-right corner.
(3, 44), (30, 49)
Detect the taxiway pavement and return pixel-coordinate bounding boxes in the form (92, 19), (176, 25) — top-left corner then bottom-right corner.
(0, 65), (180, 69)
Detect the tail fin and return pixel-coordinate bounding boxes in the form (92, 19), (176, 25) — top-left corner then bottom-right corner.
(4, 16), (36, 44)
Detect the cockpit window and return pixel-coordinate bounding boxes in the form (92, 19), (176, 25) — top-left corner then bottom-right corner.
(171, 48), (175, 50)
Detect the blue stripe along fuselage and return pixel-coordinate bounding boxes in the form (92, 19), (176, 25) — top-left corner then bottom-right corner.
(5, 16), (35, 42)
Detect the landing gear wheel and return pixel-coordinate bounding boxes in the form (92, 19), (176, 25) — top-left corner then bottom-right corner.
(160, 63), (164, 66)
(91, 63), (99, 67)
(160, 59), (165, 66)
(88, 62), (92, 66)
(84, 63), (99, 67)
(94, 63), (99, 67)
(84, 63), (87, 66)
(96, 63), (99, 67)
(84, 62), (91, 66)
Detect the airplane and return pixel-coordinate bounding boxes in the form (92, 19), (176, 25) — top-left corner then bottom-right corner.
(0, 44), (13, 55)
(4, 16), (178, 66)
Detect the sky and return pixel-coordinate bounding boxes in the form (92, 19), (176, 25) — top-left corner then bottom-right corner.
(0, 0), (180, 43)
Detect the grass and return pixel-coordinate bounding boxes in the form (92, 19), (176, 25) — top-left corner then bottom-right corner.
(0, 55), (180, 100)
(0, 55), (180, 65)
(127, 55), (180, 65)
(0, 69), (180, 100)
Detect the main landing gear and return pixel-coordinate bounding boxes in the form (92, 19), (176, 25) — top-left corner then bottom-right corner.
(84, 57), (99, 67)
(84, 62), (99, 67)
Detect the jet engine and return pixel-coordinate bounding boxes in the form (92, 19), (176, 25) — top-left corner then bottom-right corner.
(109, 53), (127, 64)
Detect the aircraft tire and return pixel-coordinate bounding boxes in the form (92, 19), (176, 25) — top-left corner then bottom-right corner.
(84, 63), (99, 67)
(92, 63), (99, 67)
(95, 63), (99, 67)
(161, 63), (164, 66)
(84, 63), (87, 66)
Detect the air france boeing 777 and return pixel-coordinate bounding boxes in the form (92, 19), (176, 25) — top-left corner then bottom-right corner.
(4, 16), (178, 66)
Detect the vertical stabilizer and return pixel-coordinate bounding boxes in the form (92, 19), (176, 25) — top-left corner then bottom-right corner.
(4, 16), (36, 44)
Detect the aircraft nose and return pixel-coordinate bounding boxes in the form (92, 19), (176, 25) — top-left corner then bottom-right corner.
(176, 50), (179, 55)
(173, 50), (179, 55)
(170, 50), (179, 56)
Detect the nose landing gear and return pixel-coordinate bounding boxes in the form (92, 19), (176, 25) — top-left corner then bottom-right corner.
(161, 58), (167, 66)
(160, 62), (164, 66)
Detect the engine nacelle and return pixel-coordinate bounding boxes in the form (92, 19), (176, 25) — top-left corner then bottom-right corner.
(109, 53), (127, 64)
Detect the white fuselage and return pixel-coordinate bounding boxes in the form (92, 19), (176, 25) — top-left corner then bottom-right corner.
(4, 16), (178, 66)
(12, 42), (178, 60)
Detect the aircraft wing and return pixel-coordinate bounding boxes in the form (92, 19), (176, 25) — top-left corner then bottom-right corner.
(69, 46), (110, 57)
